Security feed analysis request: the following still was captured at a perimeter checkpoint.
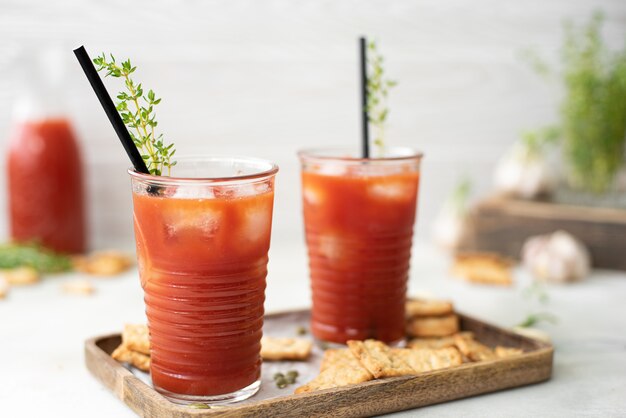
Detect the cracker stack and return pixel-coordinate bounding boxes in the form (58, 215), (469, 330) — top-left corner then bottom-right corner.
(405, 298), (459, 338)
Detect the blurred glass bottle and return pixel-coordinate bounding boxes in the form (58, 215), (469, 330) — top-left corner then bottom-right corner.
(6, 47), (86, 254)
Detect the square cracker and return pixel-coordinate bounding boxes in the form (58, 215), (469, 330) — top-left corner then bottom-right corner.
(390, 348), (432, 373)
(407, 331), (474, 350)
(123, 324), (150, 355)
(452, 253), (514, 286)
(111, 345), (151, 372)
(347, 340), (414, 378)
(320, 348), (353, 372)
(453, 333), (497, 362)
(296, 349), (372, 393)
(261, 336), (312, 361)
(406, 314), (459, 338)
(428, 346), (463, 369)
(392, 347), (462, 373)
(294, 360), (373, 394)
(495, 346), (523, 358)
(406, 298), (453, 318)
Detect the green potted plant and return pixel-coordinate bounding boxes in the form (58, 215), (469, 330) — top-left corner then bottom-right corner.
(554, 13), (626, 193)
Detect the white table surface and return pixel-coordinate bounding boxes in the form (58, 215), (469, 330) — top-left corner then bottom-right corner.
(1, 240), (625, 418)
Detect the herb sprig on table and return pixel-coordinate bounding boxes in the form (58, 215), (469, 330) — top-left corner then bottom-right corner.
(366, 41), (397, 157)
(93, 54), (176, 176)
(0, 243), (72, 273)
(517, 312), (558, 328)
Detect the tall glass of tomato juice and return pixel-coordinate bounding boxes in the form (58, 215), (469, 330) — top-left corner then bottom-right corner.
(129, 156), (278, 404)
(299, 148), (422, 345)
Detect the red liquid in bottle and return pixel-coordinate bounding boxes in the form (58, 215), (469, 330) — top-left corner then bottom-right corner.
(7, 118), (86, 253)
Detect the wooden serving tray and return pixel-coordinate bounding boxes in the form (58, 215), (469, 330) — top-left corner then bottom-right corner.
(85, 309), (553, 417)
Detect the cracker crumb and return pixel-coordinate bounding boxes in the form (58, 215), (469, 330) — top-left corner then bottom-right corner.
(452, 252), (514, 286)
(2, 266), (40, 286)
(61, 279), (95, 295)
(0, 277), (9, 299)
(73, 251), (133, 276)
(495, 346), (524, 358)
(511, 326), (551, 343)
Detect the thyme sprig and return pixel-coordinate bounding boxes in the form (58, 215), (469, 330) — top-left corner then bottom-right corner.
(93, 54), (176, 176)
(366, 41), (397, 157)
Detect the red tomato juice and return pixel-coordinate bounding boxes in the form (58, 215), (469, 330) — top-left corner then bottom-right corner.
(302, 170), (420, 344)
(132, 187), (274, 396)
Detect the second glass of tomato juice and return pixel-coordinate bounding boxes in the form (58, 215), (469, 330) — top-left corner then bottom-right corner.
(300, 148), (422, 345)
(129, 156), (278, 403)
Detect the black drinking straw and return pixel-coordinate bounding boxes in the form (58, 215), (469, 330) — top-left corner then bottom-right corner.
(73, 46), (150, 174)
(359, 37), (370, 159)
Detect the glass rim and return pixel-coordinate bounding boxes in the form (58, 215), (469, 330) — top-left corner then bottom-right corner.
(128, 155), (279, 185)
(298, 147), (423, 163)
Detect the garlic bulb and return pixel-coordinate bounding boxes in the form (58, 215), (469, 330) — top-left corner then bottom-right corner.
(432, 207), (467, 251)
(432, 179), (471, 251)
(522, 230), (591, 283)
(494, 141), (554, 199)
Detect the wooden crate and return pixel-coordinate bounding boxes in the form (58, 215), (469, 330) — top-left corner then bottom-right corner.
(461, 195), (626, 270)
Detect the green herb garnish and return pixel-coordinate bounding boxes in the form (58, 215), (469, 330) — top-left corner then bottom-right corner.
(93, 54), (176, 176)
(296, 325), (308, 336)
(0, 243), (72, 273)
(366, 40), (397, 157)
(517, 312), (558, 328)
(285, 370), (299, 384)
(273, 370), (299, 388)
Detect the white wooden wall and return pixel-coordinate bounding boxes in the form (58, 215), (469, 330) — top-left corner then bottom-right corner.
(1, 0), (625, 249)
